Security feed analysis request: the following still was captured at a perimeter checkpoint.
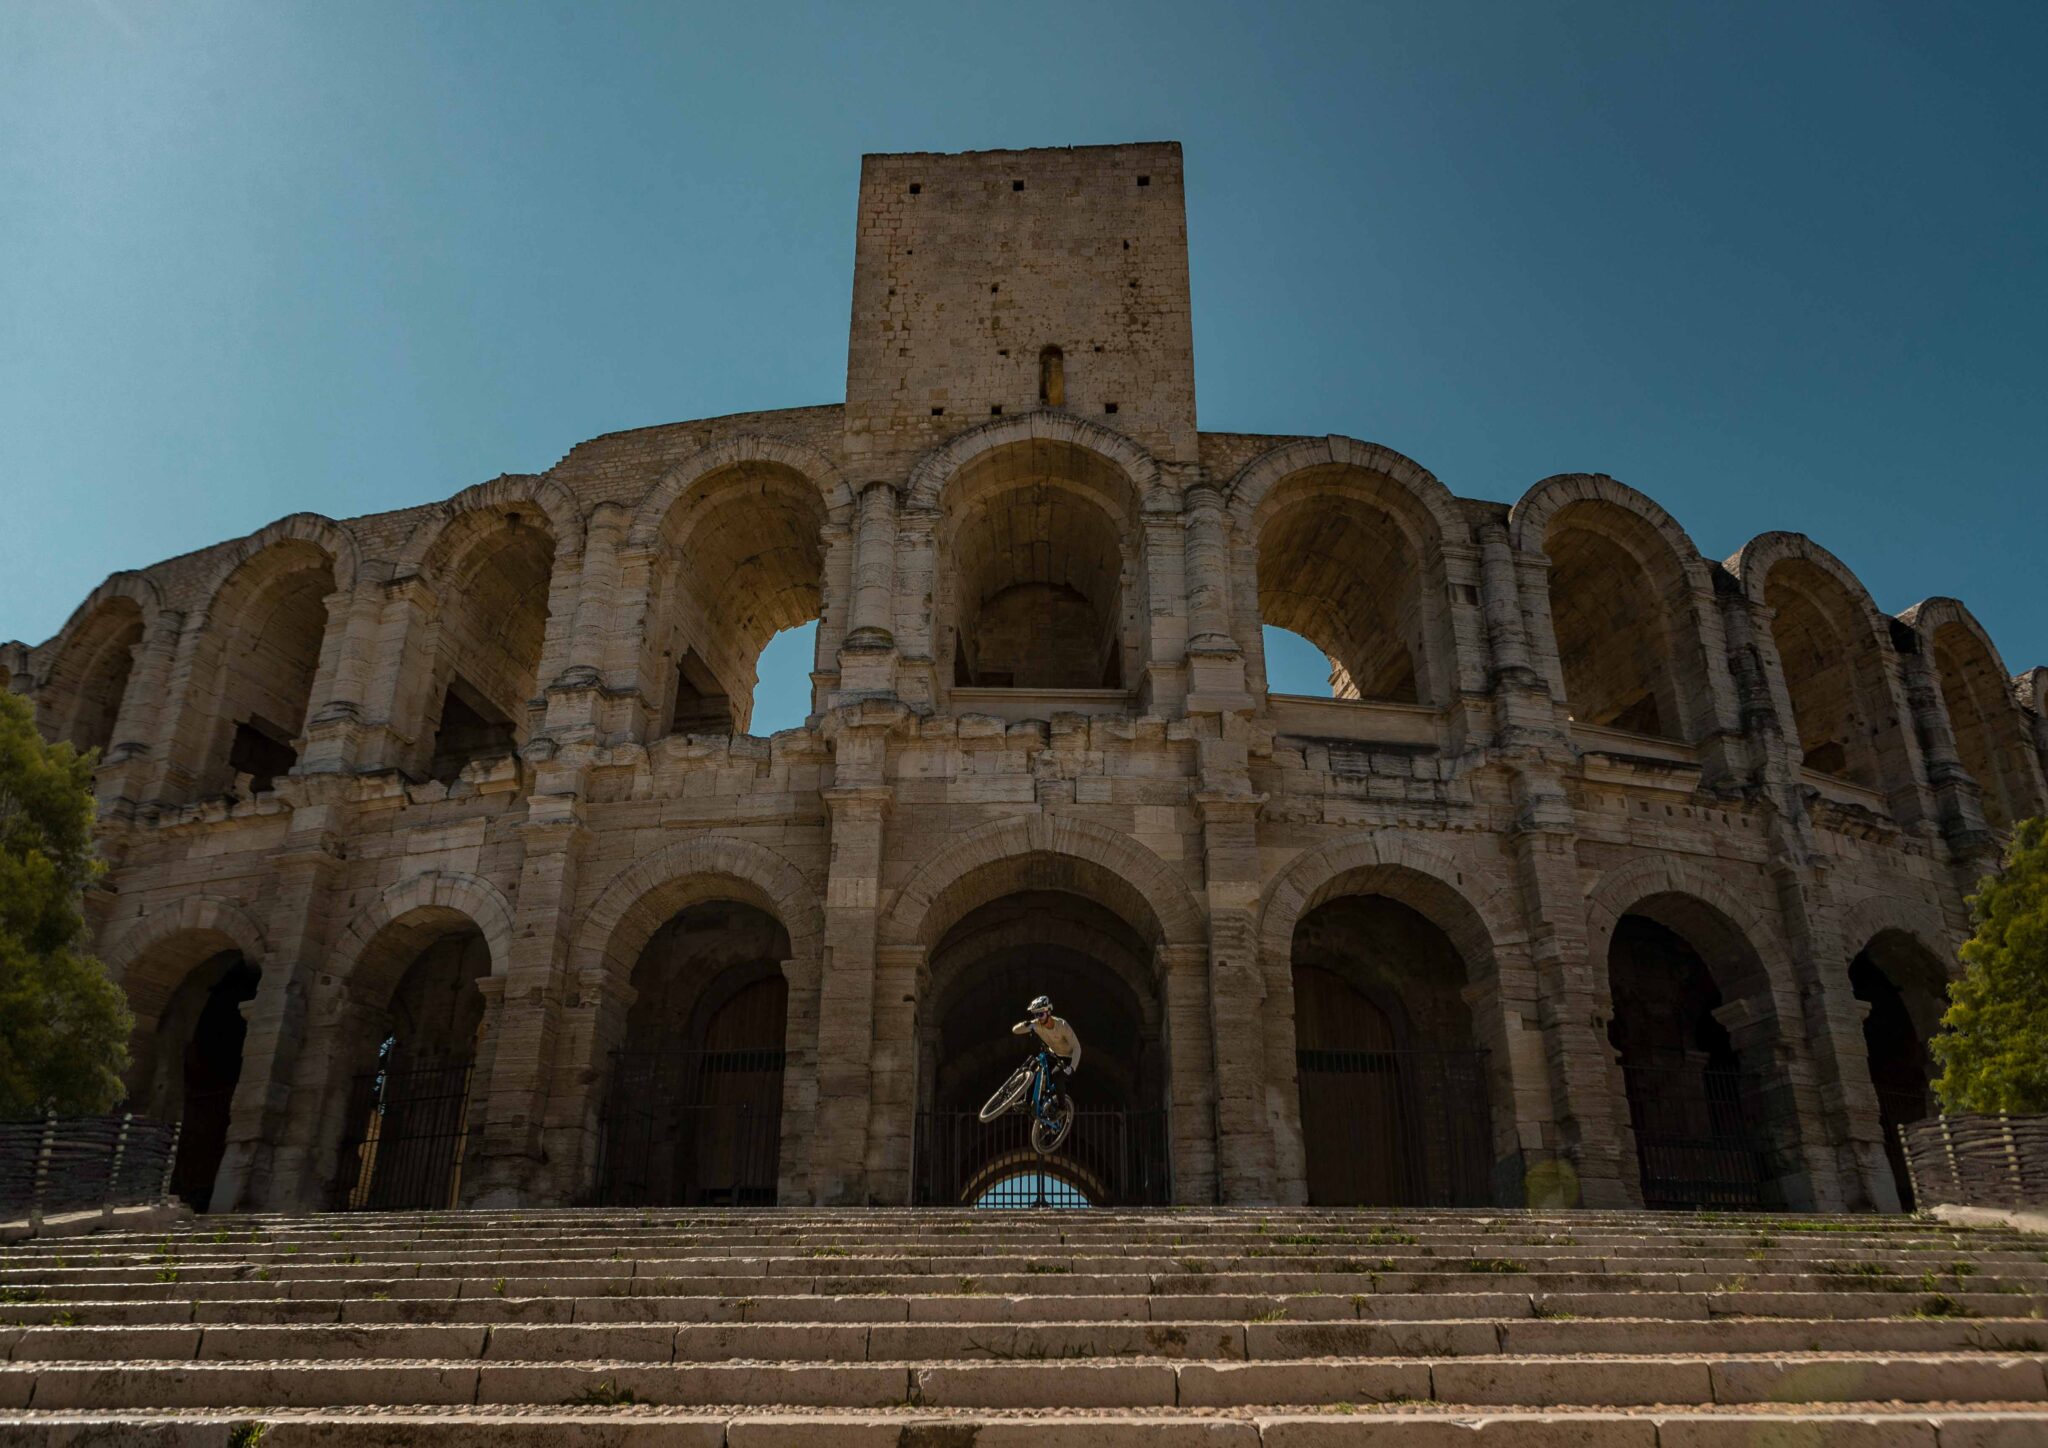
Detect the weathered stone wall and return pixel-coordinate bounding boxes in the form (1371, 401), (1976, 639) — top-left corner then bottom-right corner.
(6, 143), (2045, 1216)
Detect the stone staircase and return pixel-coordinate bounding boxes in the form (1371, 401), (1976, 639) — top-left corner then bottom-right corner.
(4, 1208), (2048, 1443)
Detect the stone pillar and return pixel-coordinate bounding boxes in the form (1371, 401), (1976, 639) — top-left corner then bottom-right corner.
(219, 832), (344, 1210)
(469, 796), (592, 1205)
(1901, 646), (1996, 863)
(1183, 483), (1234, 653)
(848, 482), (899, 646)
(299, 585), (387, 775)
(869, 944), (923, 1204)
(355, 576), (440, 776)
(835, 483), (900, 704)
(816, 699), (904, 1203)
(1159, 942), (1217, 1204)
(556, 502), (628, 692)
(889, 505), (938, 712)
(97, 607), (183, 812)
(1194, 788), (1269, 1203)
(1476, 523), (1534, 686)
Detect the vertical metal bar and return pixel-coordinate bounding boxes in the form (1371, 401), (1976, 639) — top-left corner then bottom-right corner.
(104, 1112), (133, 1219)
(159, 1117), (182, 1205)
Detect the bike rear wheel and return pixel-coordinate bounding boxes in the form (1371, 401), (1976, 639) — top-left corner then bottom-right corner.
(1030, 1094), (1075, 1154)
(978, 1064), (1034, 1122)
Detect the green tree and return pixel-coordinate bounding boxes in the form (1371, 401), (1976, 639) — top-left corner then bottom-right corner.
(0, 690), (132, 1116)
(1932, 817), (2048, 1114)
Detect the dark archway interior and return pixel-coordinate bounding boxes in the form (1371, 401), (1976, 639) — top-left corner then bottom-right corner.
(1851, 930), (1948, 1210)
(604, 900), (790, 1205)
(1606, 911), (1775, 1208)
(1545, 507), (1685, 739)
(336, 925), (489, 1213)
(924, 891), (1158, 1117)
(1290, 894), (1490, 1206)
(165, 952), (259, 1211)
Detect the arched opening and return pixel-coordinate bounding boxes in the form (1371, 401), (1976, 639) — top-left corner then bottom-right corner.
(418, 512), (555, 782)
(1290, 895), (1492, 1205)
(599, 901), (790, 1205)
(132, 950), (260, 1212)
(740, 620), (818, 737)
(975, 1168), (1094, 1209)
(1764, 559), (1890, 789)
(331, 920), (490, 1210)
(1254, 467), (1444, 704)
(192, 542), (335, 796)
(643, 465), (827, 738)
(939, 439), (1139, 693)
(1605, 896), (1800, 1208)
(913, 879), (1169, 1206)
(39, 598), (145, 759)
(1542, 501), (1690, 739)
(1931, 621), (2032, 831)
(1262, 625), (1345, 696)
(1850, 930), (1948, 1210)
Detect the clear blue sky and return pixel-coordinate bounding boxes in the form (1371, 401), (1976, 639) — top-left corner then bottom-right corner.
(5, 1), (2043, 735)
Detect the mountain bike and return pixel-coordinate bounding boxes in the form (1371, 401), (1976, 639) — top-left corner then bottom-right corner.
(976, 1046), (1075, 1154)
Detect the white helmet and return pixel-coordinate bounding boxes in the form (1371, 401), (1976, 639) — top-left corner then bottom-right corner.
(1027, 995), (1054, 1016)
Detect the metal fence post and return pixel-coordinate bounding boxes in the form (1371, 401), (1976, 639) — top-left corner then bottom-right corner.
(104, 1113), (134, 1222)
(29, 1112), (57, 1230)
(1900, 1121), (1923, 1212)
(159, 1117), (183, 1205)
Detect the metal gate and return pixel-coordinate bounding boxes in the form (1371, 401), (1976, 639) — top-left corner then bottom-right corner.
(335, 1051), (474, 1211)
(914, 1109), (1170, 1206)
(1295, 1046), (1494, 1206)
(596, 1047), (785, 1206)
(1623, 1062), (1767, 1208)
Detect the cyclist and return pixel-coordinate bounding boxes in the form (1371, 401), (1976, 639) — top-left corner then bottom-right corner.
(1011, 995), (1081, 1078)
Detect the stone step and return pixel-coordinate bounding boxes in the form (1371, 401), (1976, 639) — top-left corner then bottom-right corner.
(6, 1314), (2048, 1366)
(0, 1408), (2043, 1447)
(3, 1352), (2046, 1412)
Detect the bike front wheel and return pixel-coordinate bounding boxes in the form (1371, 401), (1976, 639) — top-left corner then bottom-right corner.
(978, 1064), (1034, 1122)
(1030, 1094), (1075, 1155)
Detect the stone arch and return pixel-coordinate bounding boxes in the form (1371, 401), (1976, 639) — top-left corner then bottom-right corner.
(1902, 597), (2045, 829)
(1733, 531), (1916, 797)
(627, 434), (854, 549)
(880, 813), (1204, 952)
(575, 835), (825, 983)
(1586, 854), (1822, 1208)
(189, 514), (360, 628)
(1835, 891), (1959, 979)
(387, 477), (572, 780)
(621, 437), (842, 736)
(904, 410), (1166, 513)
(1256, 829), (1520, 974)
(1513, 474), (1723, 741)
(1225, 436), (1463, 540)
(1228, 438), (1464, 706)
(1254, 829), (1526, 1205)
(101, 895), (269, 1022)
(1583, 855), (1795, 1002)
(32, 574), (160, 756)
(36, 572), (164, 682)
(397, 474), (584, 575)
(325, 871), (516, 1003)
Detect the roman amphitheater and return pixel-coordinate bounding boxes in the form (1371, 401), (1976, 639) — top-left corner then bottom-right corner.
(8, 141), (2045, 1221)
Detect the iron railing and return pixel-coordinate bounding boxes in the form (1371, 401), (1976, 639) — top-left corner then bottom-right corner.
(596, 1048), (786, 1206)
(1, 1113), (179, 1219)
(1294, 1046), (1495, 1206)
(335, 1055), (475, 1211)
(913, 1108), (1171, 1207)
(1622, 1062), (1768, 1208)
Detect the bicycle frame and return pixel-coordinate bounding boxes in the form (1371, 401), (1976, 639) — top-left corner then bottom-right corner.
(1028, 1048), (1062, 1124)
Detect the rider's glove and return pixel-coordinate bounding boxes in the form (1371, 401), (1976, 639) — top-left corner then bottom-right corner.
(1061, 1062), (1076, 1076)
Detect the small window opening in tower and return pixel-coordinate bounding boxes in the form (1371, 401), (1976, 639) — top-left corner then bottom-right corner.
(909, 182), (921, 194)
(1103, 402), (1118, 415)
(1039, 346), (1065, 408)
(1136, 175), (1151, 186)
(1011, 179), (1024, 191)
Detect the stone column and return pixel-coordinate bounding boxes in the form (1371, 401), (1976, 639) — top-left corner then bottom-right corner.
(299, 585), (387, 776)
(355, 576), (440, 776)
(1476, 523), (1534, 687)
(815, 699), (903, 1204)
(469, 796), (592, 1205)
(97, 608), (183, 812)
(1183, 483), (1235, 653)
(219, 831), (345, 1210)
(556, 502), (628, 690)
(1194, 788), (1269, 1203)
(1901, 646), (1996, 862)
(837, 483), (900, 703)
(1159, 943), (1217, 1204)
(868, 943), (923, 1204)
